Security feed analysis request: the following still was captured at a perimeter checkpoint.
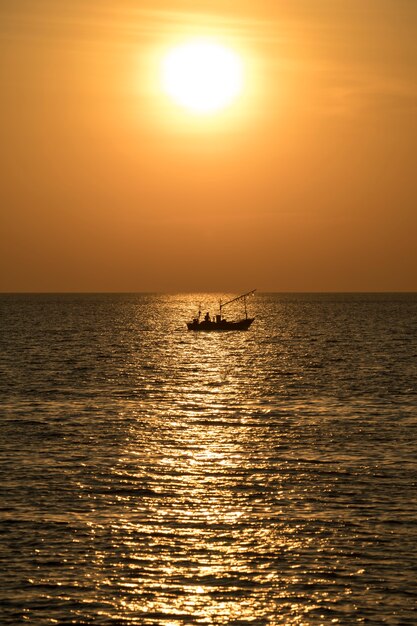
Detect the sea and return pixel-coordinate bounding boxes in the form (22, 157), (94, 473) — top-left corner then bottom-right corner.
(1, 292), (416, 625)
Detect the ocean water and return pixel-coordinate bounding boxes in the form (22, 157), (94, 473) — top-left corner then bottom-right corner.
(1, 292), (416, 625)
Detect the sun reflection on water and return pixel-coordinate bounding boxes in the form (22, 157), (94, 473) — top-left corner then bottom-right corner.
(49, 294), (405, 624)
(1, 294), (415, 624)
(88, 349), (322, 625)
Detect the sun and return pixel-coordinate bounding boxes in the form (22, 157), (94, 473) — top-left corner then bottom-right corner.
(161, 39), (244, 115)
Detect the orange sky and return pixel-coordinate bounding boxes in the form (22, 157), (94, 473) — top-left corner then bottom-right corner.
(1, 0), (416, 292)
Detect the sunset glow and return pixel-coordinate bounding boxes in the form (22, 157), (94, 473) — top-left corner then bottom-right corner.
(161, 40), (244, 114)
(1, 2), (417, 625)
(0, 1), (416, 292)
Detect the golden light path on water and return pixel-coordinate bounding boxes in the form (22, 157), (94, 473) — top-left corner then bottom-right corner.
(92, 402), (323, 625)
(2, 293), (416, 625)
(77, 296), (362, 625)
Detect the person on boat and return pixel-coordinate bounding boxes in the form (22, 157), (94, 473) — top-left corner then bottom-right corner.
(204, 312), (210, 322)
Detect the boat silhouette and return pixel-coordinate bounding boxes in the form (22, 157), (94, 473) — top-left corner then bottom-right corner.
(187, 290), (256, 331)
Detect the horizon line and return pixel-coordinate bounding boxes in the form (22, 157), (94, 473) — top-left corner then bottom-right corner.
(1, 290), (416, 295)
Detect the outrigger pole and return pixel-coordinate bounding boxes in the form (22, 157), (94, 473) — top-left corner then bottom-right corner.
(219, 289), (256, 319)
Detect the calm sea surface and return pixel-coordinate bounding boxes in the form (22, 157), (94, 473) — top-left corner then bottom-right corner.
(1, 293), (416, 625)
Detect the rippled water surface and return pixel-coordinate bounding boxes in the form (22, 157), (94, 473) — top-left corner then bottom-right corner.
(1, 293), (417, 625)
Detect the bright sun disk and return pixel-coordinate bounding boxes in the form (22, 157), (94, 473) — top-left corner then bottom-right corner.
(161, 40), (244, 115)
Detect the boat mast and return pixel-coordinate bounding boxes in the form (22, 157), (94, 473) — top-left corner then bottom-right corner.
(219, 289), (256, 318)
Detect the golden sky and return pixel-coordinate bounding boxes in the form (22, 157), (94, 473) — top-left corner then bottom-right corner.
(1, 0), (416, 291)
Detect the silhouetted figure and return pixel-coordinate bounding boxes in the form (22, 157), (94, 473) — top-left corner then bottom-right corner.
(204, 312), (210, 322)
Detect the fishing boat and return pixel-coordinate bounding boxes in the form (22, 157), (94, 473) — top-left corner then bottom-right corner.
(187, 289), (256, 331)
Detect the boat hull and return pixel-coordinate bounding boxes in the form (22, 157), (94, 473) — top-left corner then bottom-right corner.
(187, 318), (254, 331)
